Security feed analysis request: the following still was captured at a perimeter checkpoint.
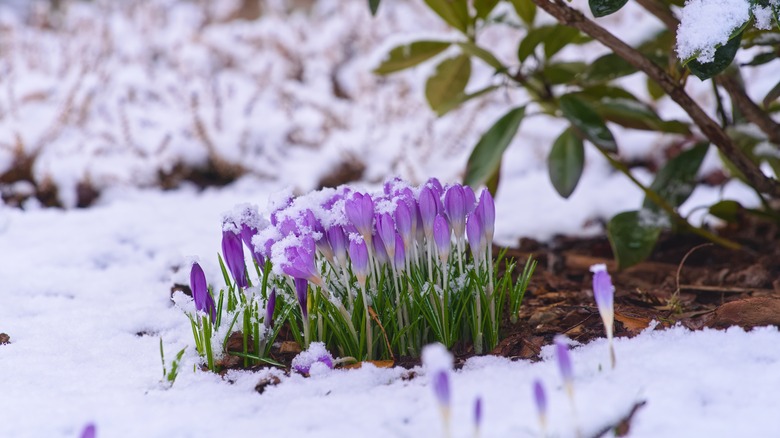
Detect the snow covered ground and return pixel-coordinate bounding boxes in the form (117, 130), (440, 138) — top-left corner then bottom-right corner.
(1, 1), (778, 437)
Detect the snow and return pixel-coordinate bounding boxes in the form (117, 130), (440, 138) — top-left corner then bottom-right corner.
(0, 0), (777, 436)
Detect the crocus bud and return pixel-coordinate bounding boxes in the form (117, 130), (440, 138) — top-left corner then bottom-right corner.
(190, 262), (216, 320)
(476, 189), (495, 244)
(345, 192), (375, 245)
(264, 288), (276, 329)
(590, 263), (616, 368)
(418, 186), (438, 240)
(474, 396), (483, 433)
(444, 184), (466, 240)
(326, 226), (347, 266)
(295, 278), (308, 320)
(81, 424), (96, 438)
(222, 227), (248, 288)
(532, 379), (547, 432)
(464, 185), (477, 214)
(377, 213), (396, 260)
(466, 212), (484, 264)
(282, 236), (321, 285)
(433, 214), (451, 264)
(555, 335), (574, 394)
(373, 232), (389, 266)
(240, 224), (265, 267)
(291, 342), (334, 374)
(431, 369), (451, 410)
(394, 233), (406, 270)
(394, 199), (412, 250)
(349, 237), (369, 288)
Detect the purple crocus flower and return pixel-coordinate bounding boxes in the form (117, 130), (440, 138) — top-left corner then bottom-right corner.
(464, 185), (477, 214)
(345, 192), (375, 244)
(590, 263), (616, 368)
(466, 212), (484, 264)
(326, 226), (348, 266)
(377, 213), (396, 260)
(348, 237), (369, 287)
(474, 396), (483, 431)
(431, 369), (451, 409)
(433, 214), (451, 263)
(282, 236), (322, 286)
(426, 177), (444, 198)
(264, 288), (276, 329)
(533, 379), (547, 421)
(239, 224), (265, 267)
(555, 335), (574, 391)
(291, 342), (335, 374)
(190, 262), (216, 320)
(222, 227), (248, 288)
(419, 186), (438, 240)
(394, 199), (413, 250)
(295, 278), (308, 320)
(476, 189), (495, 243)
(81, 424), (96, 438)
(373, 232), (389, 266)
(394, 233), (406, 270)
(444, 184), (467, 240)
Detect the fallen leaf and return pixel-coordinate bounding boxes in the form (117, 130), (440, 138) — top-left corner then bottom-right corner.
(342, 360), (395, 370)
(615, 312), (652, 333)
(279, 341), (302, 354)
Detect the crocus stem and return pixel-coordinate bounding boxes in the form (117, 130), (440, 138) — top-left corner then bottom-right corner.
(392, 268), (407, 355)
(608, 333), (616, 369)
(426, 241), (434, 284)
(242, 308), (250, 368)
(456, 239), (464, 276)
(360, 284), (373, 361)
(341, 266), (354, 312)
(202, 315), (214, 371)
(303, 314), (311, 349)
(475, 281), (483, 355)
(487, 246), (495, 335)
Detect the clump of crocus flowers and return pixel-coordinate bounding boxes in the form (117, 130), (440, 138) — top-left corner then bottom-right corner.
(177, 178), (535, 370)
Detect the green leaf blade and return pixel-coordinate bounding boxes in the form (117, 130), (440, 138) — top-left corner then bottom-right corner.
(374, 41), (451, 75)
(607, 210), (662, 270)
(559, 94), (618, 152)
(589, 0), (629, 18)
(643, 142), (709, 211)
(547, 127), (585, 198)
(425, 54), (472, 116)
(423, 0), (470, 34)
(464, 106), (526, 188)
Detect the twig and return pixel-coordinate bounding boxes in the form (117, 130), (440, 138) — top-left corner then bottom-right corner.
(674, 243), (714, 301)
(531, 0), (780, 198)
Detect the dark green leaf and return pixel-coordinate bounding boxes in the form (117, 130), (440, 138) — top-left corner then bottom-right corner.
(763, 79), (780, 107)
(425, 54), (472, 115)
(647, 77), (666, 100)
(643, 142), (709, 211)
(579, 53), (637, 84)
(457, 42), (504, 70)
(607, 210), (662, 269)
(544, 26), (581, 59)
(509, 0), (536, 25)
(559, 93), (618, 152)
(538, 62), (587, 85)
(474, 0), (500, 19)
(424, 0), (470, 34)
(373, 41), (451, 75)
(577, 85), (638, 101)
(517, 26), (552, 62)
(433, 85), (499, 117)
(708, 200), (742, 223)
(741, 50), (778, 66)
(595, 98), (690, 134)
(547, 128), (585, 198)
(368, 0), (381, 16)
(464, 106), (526, 188)
(687, 32), (743, 80)
(589, 0), (629, 17)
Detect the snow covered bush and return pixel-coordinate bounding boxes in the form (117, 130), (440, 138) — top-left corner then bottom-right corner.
(180, 177), (536, 369)
(372, 0), (780, 269)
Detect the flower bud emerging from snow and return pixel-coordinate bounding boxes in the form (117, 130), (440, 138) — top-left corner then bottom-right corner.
(81, 424), (96, 438)
(326, 226), (347, 266)
(431, 369), (451, 410)
(418, 186), (438, 240)
(222, 227), (248, 288)
(190, 262), (215, 320)
(473, 396), (483, 432)
(373, 232), (389, 266)
(291, 342), (334, 374)
(590, 263), (616, 368)
(394, 199), (413, 251)
(464, 185), (477, 214)
(394, 233), (406, 270)
(377, 213), (396, 260)
(444, 184), (466, 240)
(554, 335), (574, 393)
(532, 379), (547, 430)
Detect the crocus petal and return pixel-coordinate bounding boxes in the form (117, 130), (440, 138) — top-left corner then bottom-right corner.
(431, 369), (451, 408)
(476, 189), (495, 242)
(444, 184), (466, 238)
(348, 237), (369, 280)
(190, 262), (207, 312)
(394, 233), (406, 270)
(554, 335), (574, 385)
(474, 396), (483, 429)
(222, 229), (248, 288)
(463, 185), (477, 214)
(433, 214), (451, 260)
(590, 263), (615, 319)
(377, 213), (396, 260)
(532, 379), (547, 418)
(466, 212), (483, 263)
(291, 342), (335, 374)
(81, 424), (96, 438)
(418, 186), (438, 239)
